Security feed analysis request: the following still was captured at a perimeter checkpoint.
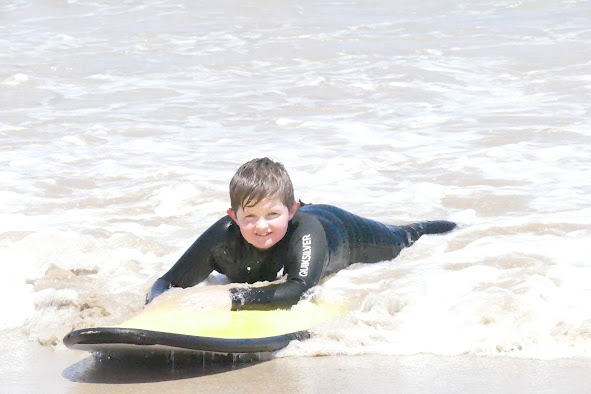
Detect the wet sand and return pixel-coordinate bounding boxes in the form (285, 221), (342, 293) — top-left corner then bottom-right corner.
(5, 342), (591, 393)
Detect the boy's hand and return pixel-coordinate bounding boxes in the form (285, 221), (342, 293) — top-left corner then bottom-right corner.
(145, 278), (171, 305)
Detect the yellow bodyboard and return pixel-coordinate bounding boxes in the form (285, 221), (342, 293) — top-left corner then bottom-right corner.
(117, 301), (344, 339)
(64, 285), (345, 354)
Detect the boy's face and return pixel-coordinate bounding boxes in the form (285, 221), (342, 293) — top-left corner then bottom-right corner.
(227, 197), (299, 250)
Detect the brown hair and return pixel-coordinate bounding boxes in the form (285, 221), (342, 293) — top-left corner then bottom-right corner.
(229, 158), (296, 212)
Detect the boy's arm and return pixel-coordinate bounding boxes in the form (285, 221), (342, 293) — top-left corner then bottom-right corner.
(229, 218), (329, 310)
(146, 216), (233, 303)
(146, 278), (172, 304)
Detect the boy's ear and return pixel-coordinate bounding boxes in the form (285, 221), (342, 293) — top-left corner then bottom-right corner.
(227, 208), (238, 223)
(288, 201), (300, 219)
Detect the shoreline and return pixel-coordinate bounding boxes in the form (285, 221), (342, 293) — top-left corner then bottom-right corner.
(6, 342), (591, 393)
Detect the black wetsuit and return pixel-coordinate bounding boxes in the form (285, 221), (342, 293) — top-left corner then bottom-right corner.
(152, 204), (455, 310)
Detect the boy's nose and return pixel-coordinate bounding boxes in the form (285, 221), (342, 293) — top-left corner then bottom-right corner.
(255, 218), (269, 230)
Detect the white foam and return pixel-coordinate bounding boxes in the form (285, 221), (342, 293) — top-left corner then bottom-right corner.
(2, 73), (29, 86)
(152, 184), (203, 217)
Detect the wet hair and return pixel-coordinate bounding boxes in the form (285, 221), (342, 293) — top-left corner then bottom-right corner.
(229, 158), (296, 212)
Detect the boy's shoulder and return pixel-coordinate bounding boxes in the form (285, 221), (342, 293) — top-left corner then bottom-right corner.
(293, 203), (346, 226)
(298, 203), (346, 216)
(201, 215), (243, 245)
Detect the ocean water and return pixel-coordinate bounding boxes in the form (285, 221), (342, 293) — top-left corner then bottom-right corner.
(1, 0), (590, 361)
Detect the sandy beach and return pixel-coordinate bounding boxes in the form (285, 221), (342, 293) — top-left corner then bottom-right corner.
(5, 340), (591, 393)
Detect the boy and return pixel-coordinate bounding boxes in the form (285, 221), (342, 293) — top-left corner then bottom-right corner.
(147, 157), (456, 310)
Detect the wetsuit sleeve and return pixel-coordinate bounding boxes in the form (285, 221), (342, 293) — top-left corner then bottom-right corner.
(145, 278), (172, 304)
(229, 216), (329, 310)
(159, 216), (233, 289)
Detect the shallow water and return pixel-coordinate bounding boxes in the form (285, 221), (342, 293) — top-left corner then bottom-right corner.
(1, 0), (590, 359)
